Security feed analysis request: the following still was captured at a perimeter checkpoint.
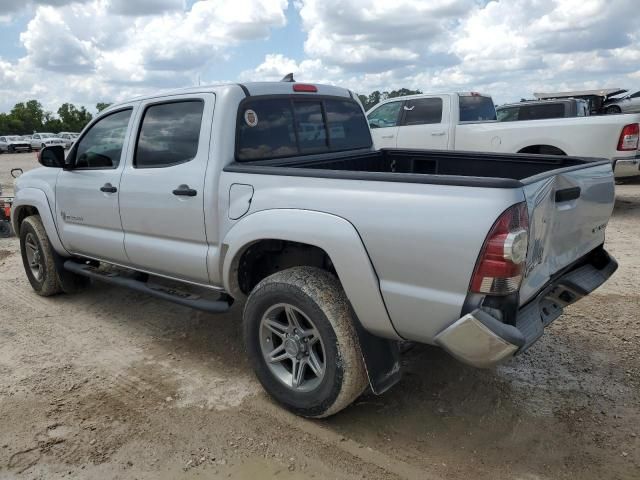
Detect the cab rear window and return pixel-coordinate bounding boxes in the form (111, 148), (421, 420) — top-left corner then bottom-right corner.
(236, 97), (371, 161)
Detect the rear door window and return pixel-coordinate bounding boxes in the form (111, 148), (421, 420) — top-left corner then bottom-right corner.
(401, 98), (442, 125)
(237, 97), (371, 161)
(135, 100), (204, 168)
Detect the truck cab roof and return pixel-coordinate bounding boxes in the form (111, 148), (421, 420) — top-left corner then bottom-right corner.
(106, 82), (354, 113)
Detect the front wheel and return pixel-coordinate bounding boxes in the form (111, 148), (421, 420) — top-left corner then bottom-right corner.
(20, 215), (63, 296)
(243, 267), (368, 418)
(606, 105), (621, 114)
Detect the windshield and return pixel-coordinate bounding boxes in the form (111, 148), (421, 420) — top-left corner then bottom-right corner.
(40, 133), (53, 138)
(7, 136), (22, 141)
(459, 95), (497, 122)
(236, 96), (372, 161)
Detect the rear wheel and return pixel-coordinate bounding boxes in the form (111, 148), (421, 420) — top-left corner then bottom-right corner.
(8, 145), (14, 153)
(243, 267), (368, 418)
(606, 105), (621, 114)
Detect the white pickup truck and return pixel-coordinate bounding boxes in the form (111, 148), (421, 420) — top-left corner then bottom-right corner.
(367, 92), (640, 178)
(12, 81), (617, 417)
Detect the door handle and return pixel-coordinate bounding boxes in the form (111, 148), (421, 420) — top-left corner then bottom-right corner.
(431, 131), (446, 136)
(100, 183), (117, 193)
(555, 186), (581, 203)
(381, 135), (395, 139)
(172, 184), (197, 197)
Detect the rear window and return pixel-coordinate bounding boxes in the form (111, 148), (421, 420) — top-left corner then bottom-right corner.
(402, 98), (442, 125)
(236, 97), (371, 161)
(135, 100), (204, 168)
(458, 95), (497, 122)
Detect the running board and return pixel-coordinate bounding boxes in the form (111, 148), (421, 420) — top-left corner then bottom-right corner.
(63, 261), (232, 314)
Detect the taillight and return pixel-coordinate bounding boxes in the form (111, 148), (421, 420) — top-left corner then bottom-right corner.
(617, 123), (639, 151)
(470, 202), (529, 295)
(293, 83), (317, 93)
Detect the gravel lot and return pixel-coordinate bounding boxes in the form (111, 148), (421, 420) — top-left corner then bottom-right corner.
(0, 152), (638, 479)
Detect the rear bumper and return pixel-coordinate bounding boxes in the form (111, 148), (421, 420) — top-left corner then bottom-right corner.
(435, 248), (617, 368)
(613, 154), (640, 178)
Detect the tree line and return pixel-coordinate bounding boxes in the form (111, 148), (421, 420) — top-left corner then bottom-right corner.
(0, 88), (421, 136)
(357, 88), (423, 110)
(0, 100), (111, 135)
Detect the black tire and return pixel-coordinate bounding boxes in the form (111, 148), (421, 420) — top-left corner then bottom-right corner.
(8, 145), (14, 153)
(606, 105), (621, 114)
(20, 215), (63, 296)
(28, 147), (32, 152)
(243, 266), (368, 418)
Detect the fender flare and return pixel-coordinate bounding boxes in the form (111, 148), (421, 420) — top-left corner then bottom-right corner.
(221, 209), (401, 341)
(12, 187), (69, 256)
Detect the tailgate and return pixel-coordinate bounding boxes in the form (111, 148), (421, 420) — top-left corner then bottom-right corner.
(519, 161), (615, 305)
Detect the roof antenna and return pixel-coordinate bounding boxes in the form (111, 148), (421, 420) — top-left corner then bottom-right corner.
(281, 73), (295, 82)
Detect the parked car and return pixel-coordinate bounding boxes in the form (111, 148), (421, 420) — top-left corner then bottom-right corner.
(30, 133), (66, 150)
(367, 92), (640, 178)
(58, 132), (79, 149)
(497, 99), (589, 122)
(603, 91), (640, 114)
(0, 135), (32, 153)
(13, 81), (617, 418)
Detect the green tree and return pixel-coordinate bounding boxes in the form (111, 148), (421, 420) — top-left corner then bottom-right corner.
(9, 100), (45, 134)
(96, 102), (111, 112)
(57, 103), (92, 132)
(357, 88), (423, 110)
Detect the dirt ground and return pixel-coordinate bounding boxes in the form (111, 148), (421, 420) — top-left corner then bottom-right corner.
(0, 152), (638, 479)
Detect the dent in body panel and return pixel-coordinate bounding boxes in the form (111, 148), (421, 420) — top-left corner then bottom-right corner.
(519, 163), (615, 305)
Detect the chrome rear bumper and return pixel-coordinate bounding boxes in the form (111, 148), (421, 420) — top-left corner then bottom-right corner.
(613, 154), (640, 178)
(435, 249), (618, 368)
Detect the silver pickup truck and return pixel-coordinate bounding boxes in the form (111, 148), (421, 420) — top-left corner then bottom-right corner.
(12, 81), (617, 418)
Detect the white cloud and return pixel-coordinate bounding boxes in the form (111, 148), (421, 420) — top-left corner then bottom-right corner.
(108, 0), (185, 16)
(244, 0), (640, 103)
(0, 0), (288, 111)
(2, 0), (640, 113)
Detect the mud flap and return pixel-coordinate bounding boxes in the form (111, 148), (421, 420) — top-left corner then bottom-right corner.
(351, 312), (402, 395)
(51, 250), (90, 293)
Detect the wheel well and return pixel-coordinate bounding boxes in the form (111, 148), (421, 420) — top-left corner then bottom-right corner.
(15, 205), (39, 233)
(237, 240), (336, 295)
(518, 145), (567, 156)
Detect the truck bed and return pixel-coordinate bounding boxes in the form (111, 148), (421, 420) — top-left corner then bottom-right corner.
(225, 149), (609, 188)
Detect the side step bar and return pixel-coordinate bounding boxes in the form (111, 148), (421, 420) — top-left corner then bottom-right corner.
(63, 261), (233, 314)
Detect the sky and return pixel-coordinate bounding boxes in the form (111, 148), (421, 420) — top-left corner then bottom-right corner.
(0, 0), (639, 113)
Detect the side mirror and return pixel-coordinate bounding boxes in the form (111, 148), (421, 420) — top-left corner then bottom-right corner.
(369, 121), (379, 129)
(38, 145), (66, 168)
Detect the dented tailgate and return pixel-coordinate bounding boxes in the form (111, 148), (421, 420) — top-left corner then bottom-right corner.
(519, 161), (615, 305)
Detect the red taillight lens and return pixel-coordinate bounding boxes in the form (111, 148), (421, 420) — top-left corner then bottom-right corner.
(617, 123), (639, 151)
(470, 202), (529, 295)
(293, 83), (317, 93)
